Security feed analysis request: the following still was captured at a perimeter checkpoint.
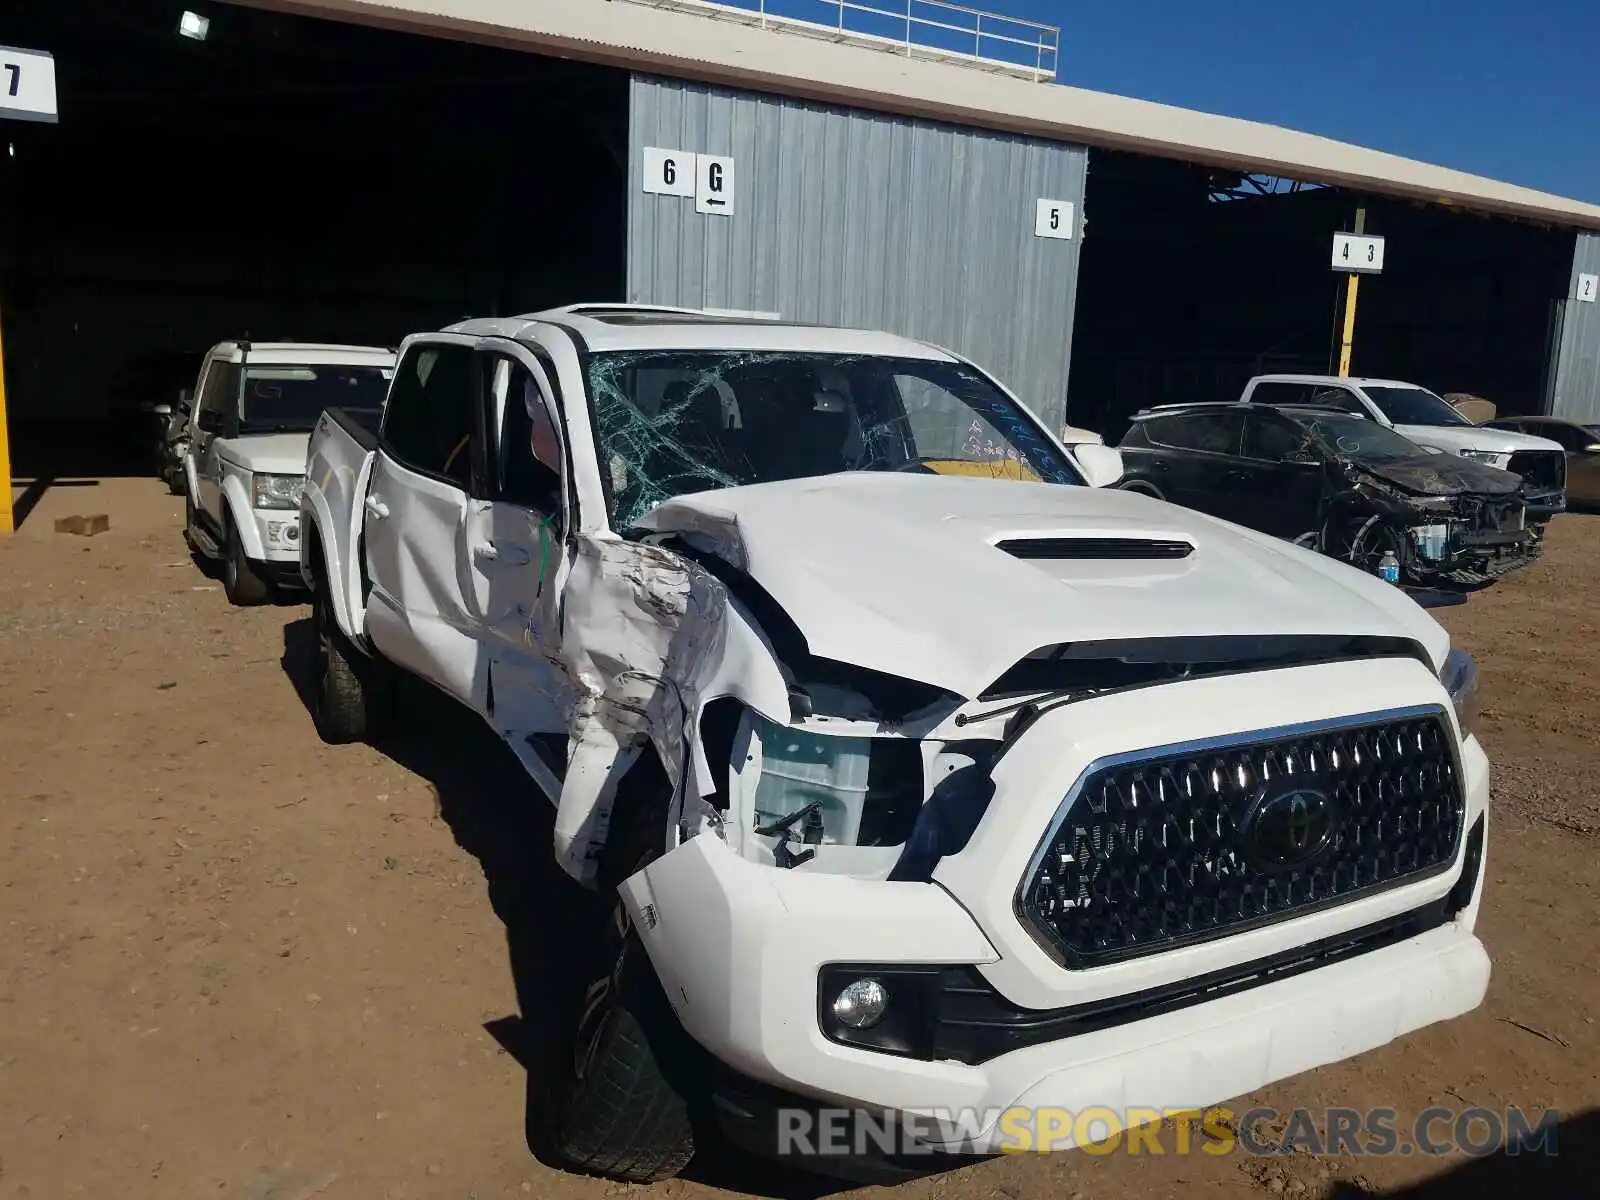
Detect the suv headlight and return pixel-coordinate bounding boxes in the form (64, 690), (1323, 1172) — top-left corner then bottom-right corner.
(252, 473), (305, 511)
(1457, 448), (1509, 469)
(1440, 648), (1480, 739)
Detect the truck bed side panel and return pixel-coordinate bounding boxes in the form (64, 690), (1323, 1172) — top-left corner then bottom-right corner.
(302, 409), (377, 642)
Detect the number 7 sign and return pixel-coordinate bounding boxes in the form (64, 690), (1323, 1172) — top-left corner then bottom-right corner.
(0, 45), (58, 124)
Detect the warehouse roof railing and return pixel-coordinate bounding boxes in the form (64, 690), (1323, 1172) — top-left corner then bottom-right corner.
(622, 0), (1061, 82)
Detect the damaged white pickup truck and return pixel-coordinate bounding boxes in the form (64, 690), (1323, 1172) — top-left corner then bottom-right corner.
(299, 305), (1491, 1183)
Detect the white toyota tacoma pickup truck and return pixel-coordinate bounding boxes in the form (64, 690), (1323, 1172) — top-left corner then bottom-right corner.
(299, 305), (1490, 1183)
(183, 340), (395, 604)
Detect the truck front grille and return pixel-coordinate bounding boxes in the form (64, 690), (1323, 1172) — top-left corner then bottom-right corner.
(1017, 712), (1464, 968)
(1507, 450), (1565, 495)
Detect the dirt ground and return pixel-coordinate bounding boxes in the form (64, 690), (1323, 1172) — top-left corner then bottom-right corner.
(1, 485), (1596, 1200)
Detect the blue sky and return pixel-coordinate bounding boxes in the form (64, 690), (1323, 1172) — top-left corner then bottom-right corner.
(1003, 0), (1600, 201)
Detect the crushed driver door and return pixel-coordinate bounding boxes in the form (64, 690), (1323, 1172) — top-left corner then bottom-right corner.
(460, 340), (573, 738)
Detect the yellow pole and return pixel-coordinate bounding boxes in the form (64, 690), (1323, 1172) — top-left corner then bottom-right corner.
(0, 295), (12, 534)
(1336, 207), (1367, 378)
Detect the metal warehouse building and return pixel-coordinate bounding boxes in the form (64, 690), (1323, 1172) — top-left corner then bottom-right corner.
(6, 0), (1600, 529)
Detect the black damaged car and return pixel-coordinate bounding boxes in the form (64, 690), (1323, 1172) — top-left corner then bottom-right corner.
(1114, 401), (1541, 591)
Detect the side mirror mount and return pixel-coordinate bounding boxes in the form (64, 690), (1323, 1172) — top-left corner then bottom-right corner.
(1074, 443), (1124, 489)
(196, 408), (226, 435)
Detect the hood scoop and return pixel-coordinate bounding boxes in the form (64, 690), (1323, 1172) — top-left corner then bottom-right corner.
(994, 537), (1194, 561)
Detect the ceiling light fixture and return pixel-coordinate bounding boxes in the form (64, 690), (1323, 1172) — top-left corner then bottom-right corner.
(178, 11), (211, 41)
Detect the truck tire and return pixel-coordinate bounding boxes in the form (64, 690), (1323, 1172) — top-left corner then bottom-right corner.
(312, 583), (389, 745)
(222, 515), (272, 607)
(547, 775), (697, 1182)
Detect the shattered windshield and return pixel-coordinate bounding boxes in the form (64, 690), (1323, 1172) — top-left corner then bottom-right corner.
(585, 350), (1083, 527)
(1362, 386), (1471, 427)
(1298, 413), (1431, 463)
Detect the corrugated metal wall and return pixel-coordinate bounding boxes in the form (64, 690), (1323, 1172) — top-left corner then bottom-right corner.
(1550, 231), (1600, 423)
(626, 75), (1088, 432)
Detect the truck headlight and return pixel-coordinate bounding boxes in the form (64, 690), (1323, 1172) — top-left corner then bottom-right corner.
(252, 473), (305, 511)
(1457, 449), (1509, 469)
(1440, 648), (1480, 740)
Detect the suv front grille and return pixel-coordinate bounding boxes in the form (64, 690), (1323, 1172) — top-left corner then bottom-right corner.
(1507, 450), (1565, 495)
(1017, 712), (1464, 968)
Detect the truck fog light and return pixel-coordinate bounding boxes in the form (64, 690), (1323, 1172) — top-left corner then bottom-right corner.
(832, 978), (888, 1029)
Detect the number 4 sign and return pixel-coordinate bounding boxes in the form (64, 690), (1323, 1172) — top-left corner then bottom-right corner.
(1332, 232), (1385, 274)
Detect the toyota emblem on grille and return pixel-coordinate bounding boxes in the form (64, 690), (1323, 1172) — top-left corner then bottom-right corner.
(1243, 780), (1338, 871)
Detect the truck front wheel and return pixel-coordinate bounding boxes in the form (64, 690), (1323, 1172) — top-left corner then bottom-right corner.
(547, 790), (697, 1182)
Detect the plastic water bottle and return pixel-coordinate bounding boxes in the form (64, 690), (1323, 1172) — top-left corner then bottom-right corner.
(1378, 551), (1401, 585)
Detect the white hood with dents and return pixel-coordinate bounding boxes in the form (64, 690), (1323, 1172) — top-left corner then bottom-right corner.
(632, 471), (1452, 693)
(540, 472), (1450, 888)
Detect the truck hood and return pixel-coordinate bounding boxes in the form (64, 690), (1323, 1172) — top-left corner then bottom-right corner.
(218, 432), (313, 476)
(634, 473), (1449, 698)
(1393, 423), (1564, 455)
(1354, 454), (1522, 497)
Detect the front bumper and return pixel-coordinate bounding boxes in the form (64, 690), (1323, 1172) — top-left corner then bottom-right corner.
(705, 917), (1487, 1167)
(621, 659), (1491, 1158)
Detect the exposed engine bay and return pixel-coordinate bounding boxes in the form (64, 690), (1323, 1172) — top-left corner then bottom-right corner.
(1313, 452), (1543, 590)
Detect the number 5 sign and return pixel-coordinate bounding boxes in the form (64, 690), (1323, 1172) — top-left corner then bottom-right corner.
(1332, 232), (1385, 275)
(1034, 199), (1074, 240)
(0, 45), (58, 124)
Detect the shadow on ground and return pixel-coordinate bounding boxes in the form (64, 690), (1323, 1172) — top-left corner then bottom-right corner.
(1328, 1107), (1597, 1198)
(280, 617), (854, 1198)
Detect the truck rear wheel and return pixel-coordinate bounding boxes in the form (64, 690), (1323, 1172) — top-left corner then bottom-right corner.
(312, 585), (388, 744)
(222, 516), (272, 607)
(547, 778), (697, 1182)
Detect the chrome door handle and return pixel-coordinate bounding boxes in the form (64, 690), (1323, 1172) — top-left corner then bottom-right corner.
(364, 495), (390, 520)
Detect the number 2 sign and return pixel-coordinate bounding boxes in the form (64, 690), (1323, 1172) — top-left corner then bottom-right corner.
(1577, 273), (1598, 304)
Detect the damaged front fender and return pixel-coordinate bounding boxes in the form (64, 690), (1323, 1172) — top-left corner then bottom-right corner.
(545, 534), (791, 888)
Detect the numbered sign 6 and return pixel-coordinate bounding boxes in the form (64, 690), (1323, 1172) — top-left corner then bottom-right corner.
(642, 147), (695, 198)
(0, 45), (59, 124)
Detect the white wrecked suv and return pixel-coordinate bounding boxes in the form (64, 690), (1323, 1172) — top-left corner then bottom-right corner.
(298, 305), (1490, 1182)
